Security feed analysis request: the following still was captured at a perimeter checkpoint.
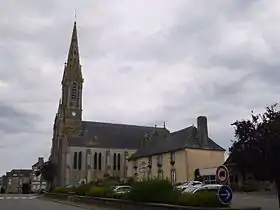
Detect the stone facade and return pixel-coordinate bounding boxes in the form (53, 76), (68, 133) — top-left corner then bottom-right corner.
(5, 169), (31, 193)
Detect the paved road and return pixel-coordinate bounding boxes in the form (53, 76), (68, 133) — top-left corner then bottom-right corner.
(0, 194), (91, 210)
(232, 192), (279, 210)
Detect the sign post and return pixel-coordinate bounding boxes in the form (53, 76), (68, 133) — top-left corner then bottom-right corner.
(218, 185), (233, 205)
(216, 165), (229, 185)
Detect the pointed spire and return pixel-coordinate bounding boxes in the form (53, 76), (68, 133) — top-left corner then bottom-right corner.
(66, 21), (80, 66)
(62, 21), (83, 84)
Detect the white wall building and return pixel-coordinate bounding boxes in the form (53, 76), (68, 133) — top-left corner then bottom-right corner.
(31, 157), (47, 192)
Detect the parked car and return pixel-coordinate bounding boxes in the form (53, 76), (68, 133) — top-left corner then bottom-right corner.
(112, 185), (131, 194)
(176, 181), (203, 191)
(188, 184), (223, 194)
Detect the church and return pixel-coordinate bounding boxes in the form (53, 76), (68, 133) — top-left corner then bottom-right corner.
(50, 22), (225, 187)
(49, 22), (168, 186)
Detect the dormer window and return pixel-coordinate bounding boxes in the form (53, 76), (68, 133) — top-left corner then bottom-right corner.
(157, 155), (162, 168)
(170, 152), (175, 166)
(170, 152), (175, 161)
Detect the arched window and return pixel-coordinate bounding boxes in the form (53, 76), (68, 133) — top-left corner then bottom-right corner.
(78, 151), (82, 170)
(117, 153), (121, 171)
(93, 152), (97, 170)
(73, 152), (77, 169)
(113, 153), (117, 170)
(98, 153), (102, 170)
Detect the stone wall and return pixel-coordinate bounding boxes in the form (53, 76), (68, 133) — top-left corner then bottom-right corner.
(45, 193), (261, 210)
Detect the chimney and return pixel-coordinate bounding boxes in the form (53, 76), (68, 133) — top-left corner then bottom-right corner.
(197, 116), (208, 146)
(38, 157), (44, 167)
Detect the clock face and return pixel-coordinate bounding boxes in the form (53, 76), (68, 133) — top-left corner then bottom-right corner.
(72, 111), (76, 116)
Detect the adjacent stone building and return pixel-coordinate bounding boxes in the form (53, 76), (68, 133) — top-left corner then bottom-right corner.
(31, 157), (47, 192)
(50, 22), (167, 186)
(5, 169), (32, 193)
(127, 116), (225, 184)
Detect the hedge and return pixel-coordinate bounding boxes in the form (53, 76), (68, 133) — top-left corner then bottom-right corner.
(51, 178), (228, 207)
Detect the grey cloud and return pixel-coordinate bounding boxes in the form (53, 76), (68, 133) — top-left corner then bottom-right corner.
(0, 104), (41, 134)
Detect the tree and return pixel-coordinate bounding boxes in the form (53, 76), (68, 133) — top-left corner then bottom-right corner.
(35, 161), (56, 189)
(230, 104), (280, 208)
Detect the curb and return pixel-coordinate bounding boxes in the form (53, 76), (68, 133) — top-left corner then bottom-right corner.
(39, 197), (93, 209)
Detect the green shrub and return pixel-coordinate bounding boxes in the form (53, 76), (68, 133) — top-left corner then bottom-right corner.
(72, 184), (91, 196)
(86, 187), (108, 197)
(127, 178), (227, 207)
(52, 187), (69, 194)
(178, 192), (227, 207)
(129, 178), (177, 203)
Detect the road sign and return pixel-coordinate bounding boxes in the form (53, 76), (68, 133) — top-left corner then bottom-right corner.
(216, 165), (229, 184)
(218, 185), (233, 205)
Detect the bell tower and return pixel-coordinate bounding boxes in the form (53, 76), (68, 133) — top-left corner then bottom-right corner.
(60, 21), (83, 127)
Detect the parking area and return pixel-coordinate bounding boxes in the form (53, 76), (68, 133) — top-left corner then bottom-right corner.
(232, 192), (279, 210)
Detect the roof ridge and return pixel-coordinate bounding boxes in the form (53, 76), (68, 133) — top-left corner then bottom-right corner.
(169, 125), (194, 135)
(82, 120), (166, 129)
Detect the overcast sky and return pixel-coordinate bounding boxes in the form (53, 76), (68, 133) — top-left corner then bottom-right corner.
(1, 0), (280, 175)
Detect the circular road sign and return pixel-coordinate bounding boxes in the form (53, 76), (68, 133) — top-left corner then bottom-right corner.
(218, 185), (233, 205)
(216, 165), (229, 184)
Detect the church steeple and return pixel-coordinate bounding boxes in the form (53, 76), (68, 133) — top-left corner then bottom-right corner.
(67, 22), (80, 67)
(62, 21), (83, 84)
(60, 21), (83, 122)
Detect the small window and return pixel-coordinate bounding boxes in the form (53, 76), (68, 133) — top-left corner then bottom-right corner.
(78, 151), (82, 170)
(113, 153), (117, 170)
(94, 152), (97, 170)
(73, 152), (78, 169)
(117, 153), (121, 171)
(98, 153), (102, 170)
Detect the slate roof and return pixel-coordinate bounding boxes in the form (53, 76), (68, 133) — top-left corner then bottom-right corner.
(129, 126), (225, 160)
(7, 169), (32, 177)
(32, 157), (44, 168)
(32, 162), (40, 168)
(67, 121), (168, 149)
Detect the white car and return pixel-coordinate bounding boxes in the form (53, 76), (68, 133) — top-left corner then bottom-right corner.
(190, 184), (223, 194)
(176, 181), (203, 191)
(112, 185), (131, 194)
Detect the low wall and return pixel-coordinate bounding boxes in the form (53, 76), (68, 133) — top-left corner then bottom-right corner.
(45, 193), (261, 210)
